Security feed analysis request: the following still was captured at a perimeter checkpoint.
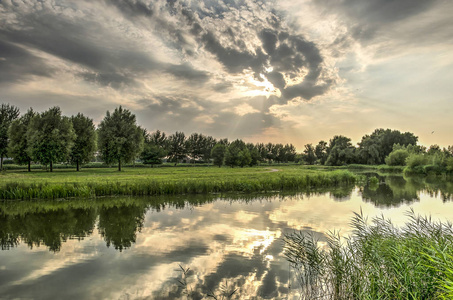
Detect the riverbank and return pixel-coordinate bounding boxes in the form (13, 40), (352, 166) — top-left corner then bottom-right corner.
(0, 166), (359, 200)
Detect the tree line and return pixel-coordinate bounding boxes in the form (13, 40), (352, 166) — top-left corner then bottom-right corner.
(301, 129), (453, 173)
(2, 103), (452, 172)
(0, 104), (297, 171)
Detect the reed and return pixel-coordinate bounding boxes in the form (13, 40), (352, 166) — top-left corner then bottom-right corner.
(284, 210), (453, 299)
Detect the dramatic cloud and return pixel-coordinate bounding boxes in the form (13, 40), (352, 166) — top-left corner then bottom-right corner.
(1, 0), (452, 147)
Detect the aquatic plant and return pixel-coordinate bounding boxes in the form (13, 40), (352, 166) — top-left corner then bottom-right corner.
(284, 210), (453, 299)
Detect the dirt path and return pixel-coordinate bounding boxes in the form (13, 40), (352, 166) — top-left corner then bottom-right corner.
(265, 168), (280, 173)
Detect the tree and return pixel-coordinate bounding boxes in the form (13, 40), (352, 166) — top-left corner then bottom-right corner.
(358, 129), (418, 165)
(186, 133), (207, 163)
(70, 113), (96, 171)
(265, 143), (275, 163)
(132, 126), (145, 166)
(97, 106), (144, 171)
(167, 131), (187, 165)
(225, 139), (250, 167)
(141, 131), (167, 167)
(283, 144), (297, 162)
(8, 108), (35, 171)
(325, 135), (355, 166)
(149, 130), (167, 147)
(385, 149), (409, 166)
(303, 144), (317, 165)
(315, 140), (328, 165)
(0, 103), (20, 170)
(211, 143), (226, 167)
(247, 143), (261, 166)
(256, 143), (268, 163)
(274, 144), (284, 163)
(26, 107), (75, 172)
(202, 135), (217, 162)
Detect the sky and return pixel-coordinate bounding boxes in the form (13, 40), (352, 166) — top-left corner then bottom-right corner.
(1, 0), (452, 150)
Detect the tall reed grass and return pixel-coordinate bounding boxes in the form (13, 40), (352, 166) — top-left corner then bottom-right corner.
(284, 210), (453, 299)
(0, 170), (358, 200)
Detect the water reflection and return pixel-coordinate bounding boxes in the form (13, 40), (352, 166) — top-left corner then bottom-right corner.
(0, 208), (96, 251)
(98, 204), (146, 251)
(1, 175), (453, 299)
(359, 174), (453, 207)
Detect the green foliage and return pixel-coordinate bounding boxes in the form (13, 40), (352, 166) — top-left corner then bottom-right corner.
(315, 140), (328, 165)
(0, 103), (20, 169)
(211, 143), (226, 167)
(238, 147), (252, 167)
(70, 113), (97, 171)
(148, 130), (167, 147)
(246, 143), (261, 166)
(358, 129), (418, 165)
(141, 143), (166, 166)
(285, 210), (453, 299)
(326, 136), (355, 166)
(303, 144), (317, 165)
(186, 133), (216, 162)
(385, 149), (409, 166)
(167, 131), (187, 164)
(447, 157), (453, 172)
(26, 107), (75, 171)
(97, 106), (144, 171)
(225, 139), (251, 167)
(8, 108), (35, 168)
(405, 153), (428, 169)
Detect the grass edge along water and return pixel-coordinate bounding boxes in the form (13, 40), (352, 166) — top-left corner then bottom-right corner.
(0, 168), (359, 200)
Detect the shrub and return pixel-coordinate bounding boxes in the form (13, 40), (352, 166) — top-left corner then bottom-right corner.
(385, 149), (409, 166)
(447, 157), (453, 173)
(405, 153), (428, 169)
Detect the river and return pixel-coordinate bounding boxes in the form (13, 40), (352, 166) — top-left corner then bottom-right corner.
(0, 174), (452, 299)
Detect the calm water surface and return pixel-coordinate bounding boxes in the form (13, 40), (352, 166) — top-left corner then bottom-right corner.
(1, 175), (452, 299)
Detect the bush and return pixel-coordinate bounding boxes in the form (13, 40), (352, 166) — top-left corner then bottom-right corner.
(405, 153), (428, 169)
(385, 149), (409, 166)
(446, 157), (453, 173)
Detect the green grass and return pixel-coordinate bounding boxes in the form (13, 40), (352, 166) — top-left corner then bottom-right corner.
(284, 210), (453, 299)
(0, 165), (360, 200)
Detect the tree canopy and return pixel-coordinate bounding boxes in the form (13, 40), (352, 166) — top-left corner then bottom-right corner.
(97, 106), (144, 171)
(0, 103), (20, 170)
(70, 113), (97, 171)
(26, 107), (75, 172)
(8, 108), (35, 171)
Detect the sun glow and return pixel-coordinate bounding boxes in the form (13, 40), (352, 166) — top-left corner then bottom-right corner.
(245, 73), (281, 98)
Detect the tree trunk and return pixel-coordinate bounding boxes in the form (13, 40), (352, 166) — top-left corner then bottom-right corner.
(0, 156), (3, 171)
(118, 159), (122, 171)
(76, 160), (80, 172)
(28, 160), (31, 172)
(50, 160), (53, 172)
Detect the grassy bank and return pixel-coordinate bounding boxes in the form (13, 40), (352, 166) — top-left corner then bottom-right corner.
(285, 210), (453, 299)
(0, 166), (359, 200)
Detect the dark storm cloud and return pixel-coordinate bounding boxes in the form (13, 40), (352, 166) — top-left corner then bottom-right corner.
(314, 0), (441, 42)
(0, 39), (54, 84)
(0, 1), (210, 88)
(164, 62), (210, 84)
(106, 0), (154, 18)
(105, 0), (335, 101)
